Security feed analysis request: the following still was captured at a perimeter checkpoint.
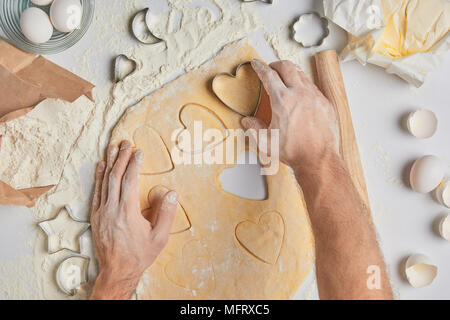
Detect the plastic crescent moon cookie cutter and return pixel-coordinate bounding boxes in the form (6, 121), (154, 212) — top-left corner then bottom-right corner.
(38, 205), (90, 255)
(292, 12), (330, 48)
(242, 0), (273, 4)
(211, 61), (263, 117)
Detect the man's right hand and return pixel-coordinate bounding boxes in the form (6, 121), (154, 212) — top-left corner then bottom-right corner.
(241, 60), (341, 172)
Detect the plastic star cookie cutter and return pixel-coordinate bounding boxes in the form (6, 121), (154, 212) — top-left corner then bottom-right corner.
(38, 206), (90, 254)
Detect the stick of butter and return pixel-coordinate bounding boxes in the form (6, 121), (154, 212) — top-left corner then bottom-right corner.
(324, 0), (450, 87)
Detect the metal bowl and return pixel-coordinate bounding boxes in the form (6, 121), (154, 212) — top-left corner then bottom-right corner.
(0, 0), (95, 55)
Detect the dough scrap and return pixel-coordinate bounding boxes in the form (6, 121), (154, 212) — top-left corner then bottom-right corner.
(235, 211), (284, 265)
(133, 126), (174, 175)
(143, 185), (191, 234)
(212, 63), (261, 116)
(110, 40), (314, 299)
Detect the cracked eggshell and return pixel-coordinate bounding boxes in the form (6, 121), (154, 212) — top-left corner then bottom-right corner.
(436, 181), (450, 208)
(439, 215), (450, 241)
(405, 254), (438, 288)
(406, 109), (438, 139)
(410, 155), (445, 193)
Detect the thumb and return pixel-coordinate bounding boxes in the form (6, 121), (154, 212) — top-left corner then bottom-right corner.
(153, 191), (178, 236)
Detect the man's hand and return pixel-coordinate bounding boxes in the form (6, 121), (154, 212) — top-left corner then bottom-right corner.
(244, 60), (393, 300)
(242, 59), (341, 171)
(89, 140), (178, 300)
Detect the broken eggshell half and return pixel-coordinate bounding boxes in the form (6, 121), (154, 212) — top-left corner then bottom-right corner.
(292, 12), (329, 48)
(406, 109), (438, 139)
(439, 215), (450, 241)
(405, 254), (438, 288)
(132, 8), (164, 45)
(436, 180), (450, 208)
(56, 255), (90, 296)
(410, 155), (445, 193)
(114, 54), (137, 83)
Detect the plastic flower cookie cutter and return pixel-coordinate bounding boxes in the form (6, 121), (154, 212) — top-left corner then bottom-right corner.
(56, 255), (90, 296)
(38, 206), (90, 254)
(114, 54), (137, 83)
(292, 12), (330, 48)
(242, 0), (273, 4)
(132, 8), (165, 45)
(212, 61), (263, 117)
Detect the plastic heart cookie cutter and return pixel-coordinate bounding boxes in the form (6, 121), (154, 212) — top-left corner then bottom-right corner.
(212, 61), (263, 117)
(292, 12), (330, 48)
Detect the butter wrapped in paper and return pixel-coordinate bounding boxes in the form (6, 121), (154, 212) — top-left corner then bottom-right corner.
(324, 0), (450, 87)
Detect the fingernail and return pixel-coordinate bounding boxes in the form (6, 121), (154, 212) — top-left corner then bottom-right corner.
(98, 161), (105, 171)
(166, 191), (178, 204)
(241, 117), (250, 128)
(120, 140), (132, 150)
(251, 59), (263, 70)
(135, 149), (143, 162)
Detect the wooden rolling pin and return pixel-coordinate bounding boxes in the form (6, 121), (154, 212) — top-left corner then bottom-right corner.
(315, 50), (371, 213)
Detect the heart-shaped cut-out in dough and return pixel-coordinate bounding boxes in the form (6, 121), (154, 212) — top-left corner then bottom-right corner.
(142, 185), (191, 234)
(176, 103), (228, 154)
(235, 211), (284, 265)
(218, 151), (268, 201)
(164, 240), (215, 293)
(133, 126), (174, 175)
(212, 62), (262, 117)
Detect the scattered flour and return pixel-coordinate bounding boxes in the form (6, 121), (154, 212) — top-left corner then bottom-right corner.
(0, 0), (317, 299)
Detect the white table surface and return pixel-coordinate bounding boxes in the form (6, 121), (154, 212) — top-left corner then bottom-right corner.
(1, 0), (449, 300)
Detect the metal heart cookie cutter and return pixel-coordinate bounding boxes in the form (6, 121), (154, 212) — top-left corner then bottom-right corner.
(212, 61), (263, 117)
(114, 54), (137, 83)
(292, 12), (330, 48)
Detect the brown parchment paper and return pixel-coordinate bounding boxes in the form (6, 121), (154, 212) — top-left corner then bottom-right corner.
(0, 39), (95, 207)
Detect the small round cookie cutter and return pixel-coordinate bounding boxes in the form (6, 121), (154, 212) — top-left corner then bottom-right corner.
(292, 12), (330, 48)
(212, 61), (263, 117)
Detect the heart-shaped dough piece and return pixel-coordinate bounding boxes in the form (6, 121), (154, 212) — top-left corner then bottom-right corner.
(133, 126), (174, 175)
(235, 211), (284, 265)
(212, 62), (262, 116)
(142, 185), (191, 234)
(164, 240), (215, 293)
(176, 103), (228, 154)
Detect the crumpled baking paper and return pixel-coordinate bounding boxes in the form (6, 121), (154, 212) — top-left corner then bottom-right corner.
(0, 39), (94, 207)
(323, 0), (450, 87)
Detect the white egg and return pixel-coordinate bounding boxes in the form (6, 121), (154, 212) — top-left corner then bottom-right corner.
(50, 0), (82, 33)
(31, 0), (54, 6)
(410, 155), (445, 193)
(20, 7), (53, 44)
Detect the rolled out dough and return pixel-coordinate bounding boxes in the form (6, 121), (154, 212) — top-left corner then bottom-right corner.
(110, 40), (314, 299)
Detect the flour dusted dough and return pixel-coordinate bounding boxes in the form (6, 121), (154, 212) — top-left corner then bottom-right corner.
(0, 96), (94, 189)
(110, 41), (314, 299)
